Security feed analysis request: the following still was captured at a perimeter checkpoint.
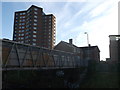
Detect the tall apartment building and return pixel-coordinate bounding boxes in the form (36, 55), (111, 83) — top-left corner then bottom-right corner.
(13, 5), (56, 49)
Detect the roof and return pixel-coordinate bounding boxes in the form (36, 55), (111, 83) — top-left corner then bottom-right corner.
(79, 46), (100, 52)
(79, 46), (98, 48)
(1, 39), (74, 55)
(15, 5), (43, 13)
(46, 14), (54, 16)
(109, 35), (120, 37)
(54, 41), (78, 49)
(15, 10), (27, 13)
(54, 40), (100, 52)
(29, 5), (43, 9)
(46, 14), (56, 18)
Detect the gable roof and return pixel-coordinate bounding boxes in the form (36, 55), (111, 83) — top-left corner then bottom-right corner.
(54, 41), (100, 52)
(54, 41), (78, 49)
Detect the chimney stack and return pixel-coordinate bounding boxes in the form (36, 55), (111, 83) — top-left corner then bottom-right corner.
(69, 39), (73, 44)
(89, 44), (91, 47)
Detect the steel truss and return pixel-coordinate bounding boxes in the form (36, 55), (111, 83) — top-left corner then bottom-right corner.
(1, 39), (84, 69)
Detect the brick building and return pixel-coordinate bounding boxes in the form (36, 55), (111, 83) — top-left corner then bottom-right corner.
(79, 45), (100, 63)
(13, 5), (56, 49)
(54, 39), (100, 66)
(54, 39), (84, 66)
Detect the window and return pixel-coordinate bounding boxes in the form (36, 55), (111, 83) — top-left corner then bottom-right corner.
(116, 37), (120, 40)
(26, 25), (29, 28)
(15, 27), (17, 29)
(34, 8), (38, 11)
(33, 31), (37, 33)
(16, 17), (18, 19)
(33, 27), (37, 29)
(45, 20), (47, 22)
(34, 19), (37, 22)
(22, 26), (25, 29)
(22, 23), (25, 25)
(25, 40), (28, 43)
(20, 19), (25, 22)
(23, 16), (25, 18)
(20, 13), (23, 15)
(25, 36), (28, 39)
(21, 41), (24, 43)
(15, 20), (18, 23)
(34, 12), (38, 14)
(22, 30), (24, 32)
(45, 16), (47, 19)
(14, 38), (16, 40)
(22, 19), (25, 22)
(34, 23), (37, 26)
(48, 39), (51, 41)
(14, 34), (16, 36)
(15, 24), (17, 26)
(21, 34), (24, 36)
(49, 16), (51, 18)
(33, 39), (36, 41)
(34, 15), (37, 18)
(42, 12), (45, 15)
(19, 34), (21, 36)
(19, 13), (25, 15)
(16, 13), (18, 16)
(21, 37), (24, 39)
(49, 36), (51, 38)
(26, 29), (29, 32)
(20, 16), (22, 19)
(33, 43), (36, 45)
(27, 18), (29, 21)
(26, 32), (29, 35)
(33, 35), (36, 37)
(19, 30), (21, 32)
(27, 10), (30, 13)
(23, 13), (26, 15)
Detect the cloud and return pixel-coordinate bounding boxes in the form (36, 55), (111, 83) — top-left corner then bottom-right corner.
(2, 1), (119, 60)
(89, 0), (118, 17)
(74, 0), (118, 60)
(58, 0), (106, 33)
(59, 0), (119, 60)
(54, 1), (108, 43)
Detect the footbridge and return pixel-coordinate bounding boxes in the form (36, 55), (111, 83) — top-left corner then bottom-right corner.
(1, 39), (88, 88)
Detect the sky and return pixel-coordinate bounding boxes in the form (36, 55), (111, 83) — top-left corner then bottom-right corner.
(1, 0), (119, 60)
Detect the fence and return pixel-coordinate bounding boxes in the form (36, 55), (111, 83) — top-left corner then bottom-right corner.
(1, 39), (87, 68)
